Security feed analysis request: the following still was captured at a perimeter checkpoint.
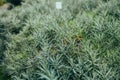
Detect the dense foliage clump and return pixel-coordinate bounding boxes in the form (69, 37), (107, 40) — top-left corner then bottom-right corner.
(0, 0), (120, 80)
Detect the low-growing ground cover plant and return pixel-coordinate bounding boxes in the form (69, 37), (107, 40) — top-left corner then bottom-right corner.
(0, 0), (120, 80)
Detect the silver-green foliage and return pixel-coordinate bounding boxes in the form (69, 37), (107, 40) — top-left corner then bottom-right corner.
(0, 0), (120, 80)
